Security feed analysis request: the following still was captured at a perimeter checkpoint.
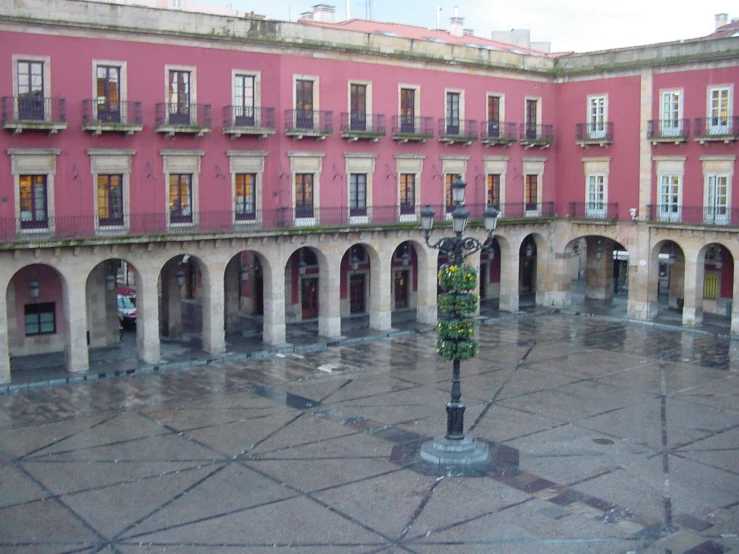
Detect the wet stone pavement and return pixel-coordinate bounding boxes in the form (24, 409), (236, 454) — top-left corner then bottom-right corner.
(0, 314), (737, 553)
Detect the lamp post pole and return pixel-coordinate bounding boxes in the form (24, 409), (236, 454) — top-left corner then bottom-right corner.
(420, 177), (499, 465)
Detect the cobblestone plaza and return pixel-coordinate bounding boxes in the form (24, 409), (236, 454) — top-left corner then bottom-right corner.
(0, 314), (737, 553)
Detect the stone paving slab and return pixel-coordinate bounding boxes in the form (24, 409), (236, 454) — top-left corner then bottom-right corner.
(0, 314), (737, 552)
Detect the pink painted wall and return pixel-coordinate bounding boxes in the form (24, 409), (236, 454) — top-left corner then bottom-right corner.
(555, 75), (642, 221)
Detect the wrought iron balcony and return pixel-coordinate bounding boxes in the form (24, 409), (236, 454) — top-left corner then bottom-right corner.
(693, 117), (739, 143)
(391, 116), (434, 142)
(284, 109), (333, 139)
(82, 100), (143, 135)
(155, 103), (212, 137)
(646, 204), (739, 226)
(568, 202), (619, 220)
(438, 119), (478, 144)
(223, 106), (276, 138)
(1, 96), (67, 134)
(480, 121), (518, 146)
(575, 122), (614, 147)
(340, 113), (386, 141)
(519, 123), (554, 149)
(647, 119), (689, 144)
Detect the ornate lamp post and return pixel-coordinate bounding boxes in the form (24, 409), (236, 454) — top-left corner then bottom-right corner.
(420, 176), (499, 465)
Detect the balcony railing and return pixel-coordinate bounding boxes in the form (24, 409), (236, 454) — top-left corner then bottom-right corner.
(284, 109), (333, 137)
(82, 100), (143, 134)
(575, 122), (614, 145)
(391, 116), (434, 141)
(693, 117), (739, 142)
(568, 202), (619, 220)
(519, 123), (554, 148)
(0, 203), (556, 243)
(1, 96), (67, 133)
(438, 119), (478, 143)
(155, 103), (212, 136)
(647, 119), (689, 143)
(223, 106), (276, 137)
(480, 121), (518, 145)
(340, 113), (386, 140)
(646, 204), (739, 226)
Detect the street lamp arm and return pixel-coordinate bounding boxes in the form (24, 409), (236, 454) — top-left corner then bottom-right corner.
(424, 234), (493, 264)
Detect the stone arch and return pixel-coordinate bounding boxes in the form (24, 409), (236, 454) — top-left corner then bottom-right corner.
(687, 242), (735, 325)
(518, 232), (548, 306)
(650, 239), (686, 316)
(562, 235), (630, 305)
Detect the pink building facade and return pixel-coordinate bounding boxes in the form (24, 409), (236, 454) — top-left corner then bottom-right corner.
(0, 0), (737, 382)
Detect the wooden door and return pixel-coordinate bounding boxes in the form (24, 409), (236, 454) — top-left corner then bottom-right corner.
(301, 278), (318, 319)
(349, 274), (366, 314)
(394, 270), (409, 309)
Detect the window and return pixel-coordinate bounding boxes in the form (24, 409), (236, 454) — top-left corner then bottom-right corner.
(487, 174), (500, 208)
(17, 60), (45, 120)
(97, 174), (123, 226)
(349, 173), (367, 216)
(487, 95), (501, 137)
(705, 174), (729, 224)
(19, 175), (48, 229)
(661, 91), (682, 136)
(168, 69), (191, 124)
(400, 88), (415, 133)
(658, 175), (681, 222)
(233, 74), (255, 125)
(169, 174), (193, 223)
(525, 175), (538, 211)
(25, 302), (56, 335)
(295, 173), (314, 219)
(96, 65), (121, 123)
(586, 174), (606, 216)
(400, 174), (415, 215)
(708, 87), (731, 134)
(446, 92), (460, 135)
(525, 98), (539, 139)
(296, 79), (314, 130)
(588, 96), (607, 139)
(445, 174), (460, 212)
(350, 83), (367, 131)
(235, 173), (256, 220)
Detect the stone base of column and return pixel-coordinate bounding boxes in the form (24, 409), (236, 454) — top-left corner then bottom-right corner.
(541, 290), (571, 307)
(369, 310), (392, 331)
(263, 323), (286, 345)
(416, 305), (437, 325)
(731, 316), (739, 336)
(319, 316), (342, 339)
(499, 295), (519, 313)
(627, 300), (657, 320)
(420, 436), (490, 466)
(682, 308), (703, 326)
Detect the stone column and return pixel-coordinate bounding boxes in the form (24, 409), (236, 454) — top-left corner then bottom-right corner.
(668, 255), (685, 311)
(627, 228), (658, 320)
(224, 259), (241, 333)
(498, 249), (519, 313)
(543, 252), (572, 307)
(732, 260), (739, 335)
(318, 253), (342, 339)
(369, 253), (392, 331)
(86, 264), (120, 347)
(263, 262), (286, 345)
(161, 263), (183, 339)
(416, 248), (438, 325)
(682, 258), (703, 326)
(136, 270), (160, 364)
(0, 290), (10, 383)
(63, 277), (90, 373)
(202, 262), (226, 355)
(585, 239), (614, 301)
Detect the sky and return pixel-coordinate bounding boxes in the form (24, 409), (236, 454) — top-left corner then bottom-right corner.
(196, 0), (731, 52)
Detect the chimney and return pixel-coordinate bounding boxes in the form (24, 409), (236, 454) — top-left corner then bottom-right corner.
(449, 7), (464, 38)
(299, 11), (314, 21)
(715, 13), (728, 29)
(313, 4), (336, 23)
(463, 28), (474, 36)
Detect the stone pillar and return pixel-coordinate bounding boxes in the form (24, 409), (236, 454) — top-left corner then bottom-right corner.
(542, 252), (572, 307)
(668, 255), (685, 311)
(0, 289), (10, 383)
(63, 277), (90, 373)
(202, 263), (226, 355)
(627, 227), (658, 320)
(263, 263), (286, 345)
(732, 260), (739, 335)
(369, 254), (392, 331)
(585, 239), (614, 301)
(682, 258), (704, 326)
(318, 253), (342, 339)
(161, 263), (183, 339)
(86, 264), (120, 347)
(416, 248), (438, 325)
(136, 270), (160, 364)
(224, 259), (241, 334)
(499, 249), (519, 313)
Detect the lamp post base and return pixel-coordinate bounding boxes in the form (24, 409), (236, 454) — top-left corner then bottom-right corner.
(420, 435), (490, 466)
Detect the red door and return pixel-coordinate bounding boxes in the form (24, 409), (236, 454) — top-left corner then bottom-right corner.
(301, 278), (318, 319)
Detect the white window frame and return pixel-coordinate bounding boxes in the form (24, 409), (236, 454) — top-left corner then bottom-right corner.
(522, 157), (546, 216)
(161, 149), (204, 228)
(347, 80), (372, 131)
(660, 90), (682, 137)
(231, 70), (261, 125)
(707, 85), (732, 135)
(345, 153), (377, 225)
(658, 175), (682, 222)
(8, 149), (61, 235)
(87, 148), (135, 234)
(293, 74), (319, 129)
(398, 84), (421, 133)
(91, 60), (128, 122)
(484, 155), (508, 217)
(444, 88), (465, 135)
(395, 154), (425, 222)
(289, 151), (325, 226)
(227, 150), (267, 226)
(700, 155), (734, 225)
(164, 65), (197, 125)
(586, 174), (607, 217)
(587, 95), (607, 139)
(12, 55), (51, 121)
